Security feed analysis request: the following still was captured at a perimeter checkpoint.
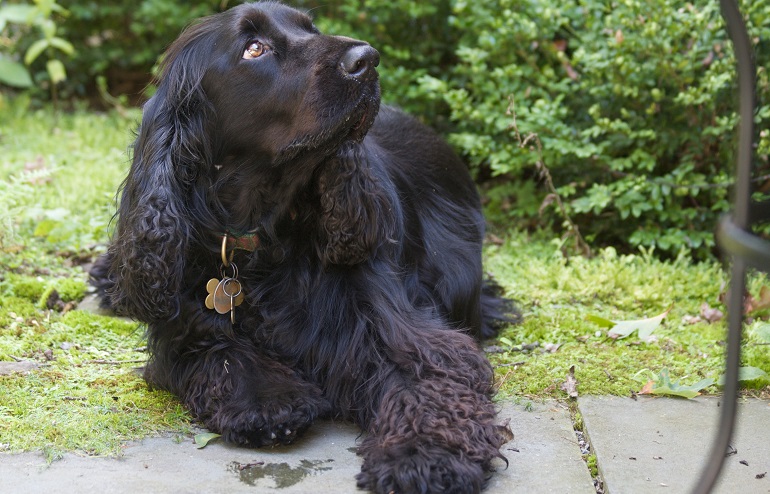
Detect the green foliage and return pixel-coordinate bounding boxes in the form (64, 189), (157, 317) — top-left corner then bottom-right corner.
(431, 0), (769, 258)
(0, 98), (137, 250)
(1, 273), (47, 301)
(0, 167), (50, 247)
(484, 232), (733, 398)
(57, 0), (228, 99)
(587, 307), (671, 339)
(0, 0), (75, 98)
(303, 0), (770, 259)
(637, 368), (715, 399)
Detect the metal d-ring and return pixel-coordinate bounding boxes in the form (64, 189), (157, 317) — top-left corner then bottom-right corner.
(221, 233), (234, 267)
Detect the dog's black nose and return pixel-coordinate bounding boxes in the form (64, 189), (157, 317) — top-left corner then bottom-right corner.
(340, 44), (380, 81)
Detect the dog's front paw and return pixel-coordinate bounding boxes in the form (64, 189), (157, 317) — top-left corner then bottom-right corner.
(356, 441), (486, 494)
(212, 392), (331, 447)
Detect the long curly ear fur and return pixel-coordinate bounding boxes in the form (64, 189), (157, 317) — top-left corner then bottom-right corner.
(316, 145), (399, 266)
(102, 23), (215, 320)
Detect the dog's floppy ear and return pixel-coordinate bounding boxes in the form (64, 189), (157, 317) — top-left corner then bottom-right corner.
(316, 145), (400, 266)
(104, 24), (215, 320)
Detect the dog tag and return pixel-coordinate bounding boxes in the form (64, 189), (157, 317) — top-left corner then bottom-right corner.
(205, 278), (220, 310)
(213, 279), (233, 315)
(215, 278), (242, 312)
(204, 260), (245, 322)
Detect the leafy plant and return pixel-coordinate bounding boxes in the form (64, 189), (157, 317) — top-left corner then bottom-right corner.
(288, 0), (769, 259)
(427, 0), (770, 259)
(717, 366), (769, 385)
(56, 0), (227, 101)
(0, 0), (74, 102)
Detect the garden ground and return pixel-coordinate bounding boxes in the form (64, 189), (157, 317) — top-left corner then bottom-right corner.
(2, 105), (770, 492)
(2, 393), (769, 493)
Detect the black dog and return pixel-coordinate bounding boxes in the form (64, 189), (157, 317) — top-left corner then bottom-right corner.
(91, 2), (514, 492)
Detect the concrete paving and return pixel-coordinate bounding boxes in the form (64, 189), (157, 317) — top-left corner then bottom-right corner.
(2, 401), (593, 494)
(580, 396), (770, 494)
(3, 396), (769, 493)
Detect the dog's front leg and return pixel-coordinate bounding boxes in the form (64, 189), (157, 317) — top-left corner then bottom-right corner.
(144, 331), (331, 448)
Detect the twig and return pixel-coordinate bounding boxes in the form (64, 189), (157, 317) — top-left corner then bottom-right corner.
(86, 359), (147, 365)
(507, 96), (593, 257)
(495, 361), (527, 368)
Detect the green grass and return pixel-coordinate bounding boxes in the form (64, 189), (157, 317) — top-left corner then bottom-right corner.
(485, 236), (733, 398)
(1, 102), (768, 459)
(0, 100), (191, 459)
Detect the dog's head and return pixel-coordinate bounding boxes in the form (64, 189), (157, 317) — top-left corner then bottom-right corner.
(104, 1), (385, 320)
(161, 1), (381, 164)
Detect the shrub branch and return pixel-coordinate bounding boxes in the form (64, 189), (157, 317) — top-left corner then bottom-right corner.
(507, 96), (593, 257)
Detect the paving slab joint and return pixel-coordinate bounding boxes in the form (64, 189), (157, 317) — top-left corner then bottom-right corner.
(567, 399), (605, 494)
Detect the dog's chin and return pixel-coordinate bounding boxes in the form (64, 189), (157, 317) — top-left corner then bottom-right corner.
(276, 91), (381, 165)
(341, 97), (380, 145)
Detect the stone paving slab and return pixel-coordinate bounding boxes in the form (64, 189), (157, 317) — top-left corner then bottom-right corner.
(2, 401), (593, 494)
(579, 396), (770, 493)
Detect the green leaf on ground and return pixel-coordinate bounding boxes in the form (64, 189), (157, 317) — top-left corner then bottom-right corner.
(638, 368), (714, 399)
(194, 432), (221, 449)
(587, 306), (671, 339)
(585, 314), (615, 328)
(717, 366), (770, 385)
(753, 323), (770, 344)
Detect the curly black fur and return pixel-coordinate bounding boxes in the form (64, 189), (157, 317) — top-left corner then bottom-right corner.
(90, 2), (517, 493)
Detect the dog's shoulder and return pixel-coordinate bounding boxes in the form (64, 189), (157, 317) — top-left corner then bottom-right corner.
(366, 105), (477, 202)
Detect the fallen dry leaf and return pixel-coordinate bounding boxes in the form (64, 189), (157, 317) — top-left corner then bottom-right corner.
(544, 342), (561, 353)
(743, 285), (770, 314)
(561, 365), (578, 399)
(700, 302), (724, 323)
(682, 315), (702, 325)
(639, 380), (655, 395)
(759, 285), (770, 307)
(486, 233), (504, 246)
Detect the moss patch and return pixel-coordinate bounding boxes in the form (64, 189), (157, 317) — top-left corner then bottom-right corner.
(485, 232), (768, 400)
(1, 367), (189, 460)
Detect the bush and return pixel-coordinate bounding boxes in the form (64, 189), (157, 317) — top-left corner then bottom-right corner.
(4, 0), (767, 259)
(422, 0), (770, 258)
(306, 0), (770, 258)
(57, 0), (226, 100)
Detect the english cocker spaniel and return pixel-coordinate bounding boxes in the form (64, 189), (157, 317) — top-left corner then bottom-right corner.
(91, 2), (515, 493)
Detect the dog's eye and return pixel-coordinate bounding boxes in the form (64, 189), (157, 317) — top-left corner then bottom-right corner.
(243, 41), (267, 60)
